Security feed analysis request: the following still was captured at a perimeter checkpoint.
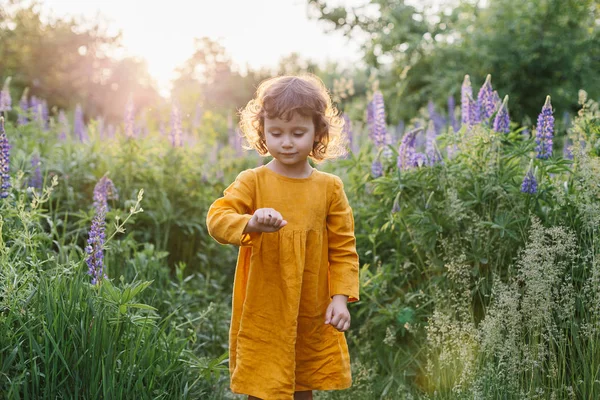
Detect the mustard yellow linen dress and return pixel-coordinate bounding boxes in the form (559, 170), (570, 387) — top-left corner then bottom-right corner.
(206, 165), (360, 399)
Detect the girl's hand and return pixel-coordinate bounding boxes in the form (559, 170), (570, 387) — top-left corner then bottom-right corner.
(325, 295), (351, 332)
(245, 208), (288, 233)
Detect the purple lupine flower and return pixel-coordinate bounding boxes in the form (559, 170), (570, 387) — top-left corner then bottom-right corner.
(493, 95), (510, 134)
(85, 176), (118, 285)
(413, 152), (427, 167)
(58, 110), (69, 140)
(29, 95), (38, 111)
(397, 127), (422, 170)
(30, 97), (42, 128)
(74, 104), (87, 142)
(124, 95), (135, 138)
(86, 207), (107, 285)
(0, 117), (11, 198)
(0, 78), (12, 113)
(448, 95), (459, 132)
(342, 113), (354, 152)
(92, 176), (118, 217)
(428, 100), (446, 135)
(461, 75), (472, 126)
(477, 74), (496, 121)
(17, 89), (29, 126)
(426, 120), (441, 166)
(535, 96), (554, 159)
(371, 160), (383, 178)
(521, 169), (537, 194)
(107, 124), (116, 138)
(467, 94), (479, 127)
(371, 91), (388, 148)
(170, 102), (183, 147)
(366, 100), (375, 143)
(29, 153), (42, 190)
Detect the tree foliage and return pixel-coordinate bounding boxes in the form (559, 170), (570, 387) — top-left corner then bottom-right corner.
(0, 0), (160, 124)
(309, 0), (600, 124)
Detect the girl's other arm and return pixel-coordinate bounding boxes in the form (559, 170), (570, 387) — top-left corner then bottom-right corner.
(326, 177), (360, 303)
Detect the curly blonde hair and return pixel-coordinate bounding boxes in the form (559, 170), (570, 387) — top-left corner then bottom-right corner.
(238, 73), (347, 163)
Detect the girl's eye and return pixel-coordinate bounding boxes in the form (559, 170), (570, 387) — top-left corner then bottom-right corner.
(293, 132), (305, 136)
(270, 132), (281, 136)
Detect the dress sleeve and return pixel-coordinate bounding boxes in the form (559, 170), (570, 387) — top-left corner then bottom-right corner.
(326, 176), (360, 303)
(206, 170), (258, 247)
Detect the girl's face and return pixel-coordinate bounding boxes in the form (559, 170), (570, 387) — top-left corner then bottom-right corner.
(263, 112), (316, 167)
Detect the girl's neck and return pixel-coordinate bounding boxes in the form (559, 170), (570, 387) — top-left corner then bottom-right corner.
(266, 159), (313, 179)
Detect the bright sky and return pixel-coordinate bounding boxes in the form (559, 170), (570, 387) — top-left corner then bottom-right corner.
(39, 0), (367, 96)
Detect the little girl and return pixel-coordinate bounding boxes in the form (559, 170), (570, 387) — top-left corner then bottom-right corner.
(206, 74), (360, 400)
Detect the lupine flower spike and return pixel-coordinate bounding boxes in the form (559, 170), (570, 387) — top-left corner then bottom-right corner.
(521, 168), (538, 194)
(29, 153), (42, 190)
(467, 93), (479, 127)
(366, 100), (375, 142)
(428, 100), (445, 134)
(477, 74), (496, 121)
(86, 176), (118, 285)
(58, 110), (69, 140)
(535, 96), (554, 159)
(493, 95), (510, 134)
(397, 127), (423, 171)
(371, 159), (383, 178)
(0, 117), (10, 198)
(371, 91), (388, 148)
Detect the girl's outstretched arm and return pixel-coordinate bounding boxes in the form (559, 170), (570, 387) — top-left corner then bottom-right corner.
(206, 170), (256, 246)
(326, 176), (360, 303)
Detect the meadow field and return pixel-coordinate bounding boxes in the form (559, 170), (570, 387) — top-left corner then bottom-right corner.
(1, 73), (600, 399)
(2, 0), (600, 398)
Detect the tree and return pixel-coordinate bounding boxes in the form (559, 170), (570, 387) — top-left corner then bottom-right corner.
(309, 0), (600, 124)
(0, 0), (161, 124)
